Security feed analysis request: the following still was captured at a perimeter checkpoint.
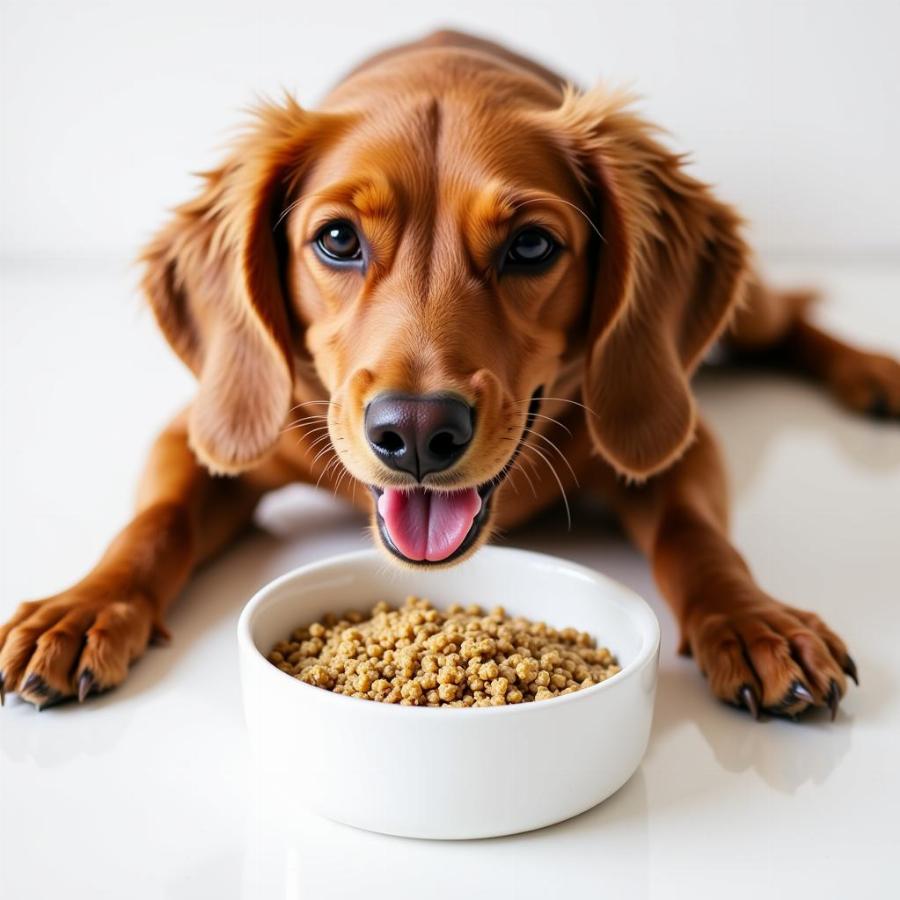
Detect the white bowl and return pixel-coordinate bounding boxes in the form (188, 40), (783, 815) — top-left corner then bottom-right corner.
(237, 546), (659, 840)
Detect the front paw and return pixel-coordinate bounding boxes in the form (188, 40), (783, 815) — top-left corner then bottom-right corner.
(0, 580), (165, 709)
(684, 596), (857, 720)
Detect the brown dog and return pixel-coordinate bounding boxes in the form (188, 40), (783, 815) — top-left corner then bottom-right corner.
(2, 30), (897, 716)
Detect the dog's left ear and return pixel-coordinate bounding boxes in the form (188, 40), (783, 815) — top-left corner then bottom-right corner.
(141, 98), (349, 474)
(537, 87), (749, 481)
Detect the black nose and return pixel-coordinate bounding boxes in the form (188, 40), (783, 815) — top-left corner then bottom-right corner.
(364, 392), (474, 479)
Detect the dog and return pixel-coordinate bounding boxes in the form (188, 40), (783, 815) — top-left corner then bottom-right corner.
(2, 29), (896, 716)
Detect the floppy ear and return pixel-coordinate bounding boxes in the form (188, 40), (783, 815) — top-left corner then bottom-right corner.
(540, 87), (749, 481)
(141, 98), (347, 474)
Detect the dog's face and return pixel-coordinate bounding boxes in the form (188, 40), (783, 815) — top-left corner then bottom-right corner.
(283, 99), (592, 564)
(142, 58), (747, 568)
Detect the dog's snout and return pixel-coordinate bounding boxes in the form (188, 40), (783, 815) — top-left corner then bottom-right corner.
(364, 392), (474, 479)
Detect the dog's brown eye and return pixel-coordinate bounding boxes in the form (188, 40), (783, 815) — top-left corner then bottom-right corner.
(505, 228), (558, 270)
(315, 221), (362, 264)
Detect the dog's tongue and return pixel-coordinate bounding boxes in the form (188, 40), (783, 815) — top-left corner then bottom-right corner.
(377, 487), (482, 562)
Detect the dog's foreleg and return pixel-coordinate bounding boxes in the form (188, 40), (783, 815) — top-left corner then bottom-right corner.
(599, 420), (855, 720)
(0, 410), (291, 708)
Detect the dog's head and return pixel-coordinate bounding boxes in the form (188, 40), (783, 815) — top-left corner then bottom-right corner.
(142, 50), (747, 566)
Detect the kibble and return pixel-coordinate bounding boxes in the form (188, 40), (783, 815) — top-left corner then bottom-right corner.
(266, 597), (620, 707)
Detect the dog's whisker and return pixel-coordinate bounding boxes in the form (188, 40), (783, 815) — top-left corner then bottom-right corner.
(289, 399), (341, 414)
(512, 197), (606, 245)
(273, 186), (339, 232)
(509, 459), (537, 498)
(283, 414), (328, 427)
(311, 441), (338, 468)
(486, 466), (516, 497)
(296, 428), (333, 447)
(499, 438), (540, 497)
(525, 411), (573, 436)
(317, 453), (339, 478)
(286, 412), (330, 421)
(299, 425), (332, 440)
(501, 471), (520, 496)
(333, 466), (353, 498)
(286, 424), (331, 442)
(310, 443), (334, 465)
(518, 442), (572, 530)
(522, 427), (580, 487)
(513, 395), (601, 421)
(273, 196), (304, 231)
(332, 460), (356, 499)
(516, 445), (542, 483)
(281, 416), (329, 436)
(304, 433), (334, 454)
(315, 454), (341, 490)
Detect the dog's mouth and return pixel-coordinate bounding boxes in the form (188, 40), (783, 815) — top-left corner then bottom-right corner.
(369, 390), (542, 566)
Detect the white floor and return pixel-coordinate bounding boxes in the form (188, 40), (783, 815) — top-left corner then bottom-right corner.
(1, 258), (898, 899)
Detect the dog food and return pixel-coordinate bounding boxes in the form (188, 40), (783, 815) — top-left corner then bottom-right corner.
(267, 597), (620, 706)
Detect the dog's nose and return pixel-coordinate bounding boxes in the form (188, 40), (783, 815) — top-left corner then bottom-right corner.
(364, 392), (474, 479)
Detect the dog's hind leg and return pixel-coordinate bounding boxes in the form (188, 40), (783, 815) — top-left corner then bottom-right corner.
(726, 277), (900, 418)
(0, 410), (295, 709)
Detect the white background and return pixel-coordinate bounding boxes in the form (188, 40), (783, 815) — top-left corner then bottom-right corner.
(2, 0), (900, 261)
(2, 3), (900, 899)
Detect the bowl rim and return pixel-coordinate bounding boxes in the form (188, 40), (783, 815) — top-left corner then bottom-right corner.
(237, 546), (660, 717)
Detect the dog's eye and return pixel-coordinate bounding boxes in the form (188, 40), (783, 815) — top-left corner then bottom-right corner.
(314, 221), (362, 264)
(504, 227), (559, 271)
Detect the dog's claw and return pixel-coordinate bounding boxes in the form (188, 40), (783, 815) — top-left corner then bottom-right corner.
(790, 680), (815, 706)
(739, 684), (760, 720)
(21, 673), (49, 698)
(150, 620), (172, 647)
(826, 680), (841, 721)
(867, 393), (890, 420)
(36, 691), (66, 712)
(77, 669), (95, 703)
(843, 655), (859, 686)
(0, 671), (5, 707)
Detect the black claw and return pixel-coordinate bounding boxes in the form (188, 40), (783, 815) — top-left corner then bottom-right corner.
(35, 691), (66, 712)
(867, 393), (889, 420)
(843, 655), (859, 686)
(0, 671), (5, 707)
(826, 680), (841, 721)
(77, 669), (95, 703)
(790, 680), (815, 705)
(739, 684), (760, 720)
(21, 673), (49, 698)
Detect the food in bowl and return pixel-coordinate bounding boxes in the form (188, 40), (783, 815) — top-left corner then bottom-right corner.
(266, 595), (620, 707)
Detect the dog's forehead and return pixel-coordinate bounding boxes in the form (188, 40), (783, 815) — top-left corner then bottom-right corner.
(304, 93), (578, 207)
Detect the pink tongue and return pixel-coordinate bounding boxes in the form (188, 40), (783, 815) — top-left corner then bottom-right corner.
(377, 487), (482, 562)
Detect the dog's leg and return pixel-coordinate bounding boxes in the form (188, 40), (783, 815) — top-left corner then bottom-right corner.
(728, 279), (900, 417)
(600, 420), (855, 719)
(0, 411), (293, 708)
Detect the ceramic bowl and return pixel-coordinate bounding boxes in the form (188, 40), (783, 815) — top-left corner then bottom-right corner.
(237, 546), (659, 839)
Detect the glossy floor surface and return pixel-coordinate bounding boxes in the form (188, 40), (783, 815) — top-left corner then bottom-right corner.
(1, 258), (898, 898)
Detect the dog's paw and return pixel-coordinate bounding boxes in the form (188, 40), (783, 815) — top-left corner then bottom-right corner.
(0, 582), (165, 709)
(684, 596), (856, 720)
(827, 347), (900, 419)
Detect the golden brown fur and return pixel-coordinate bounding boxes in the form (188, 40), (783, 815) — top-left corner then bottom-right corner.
(2, 30), (896, 715)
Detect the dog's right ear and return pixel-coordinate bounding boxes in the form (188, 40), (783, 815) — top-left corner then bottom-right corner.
(141, 98), (350, 474)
